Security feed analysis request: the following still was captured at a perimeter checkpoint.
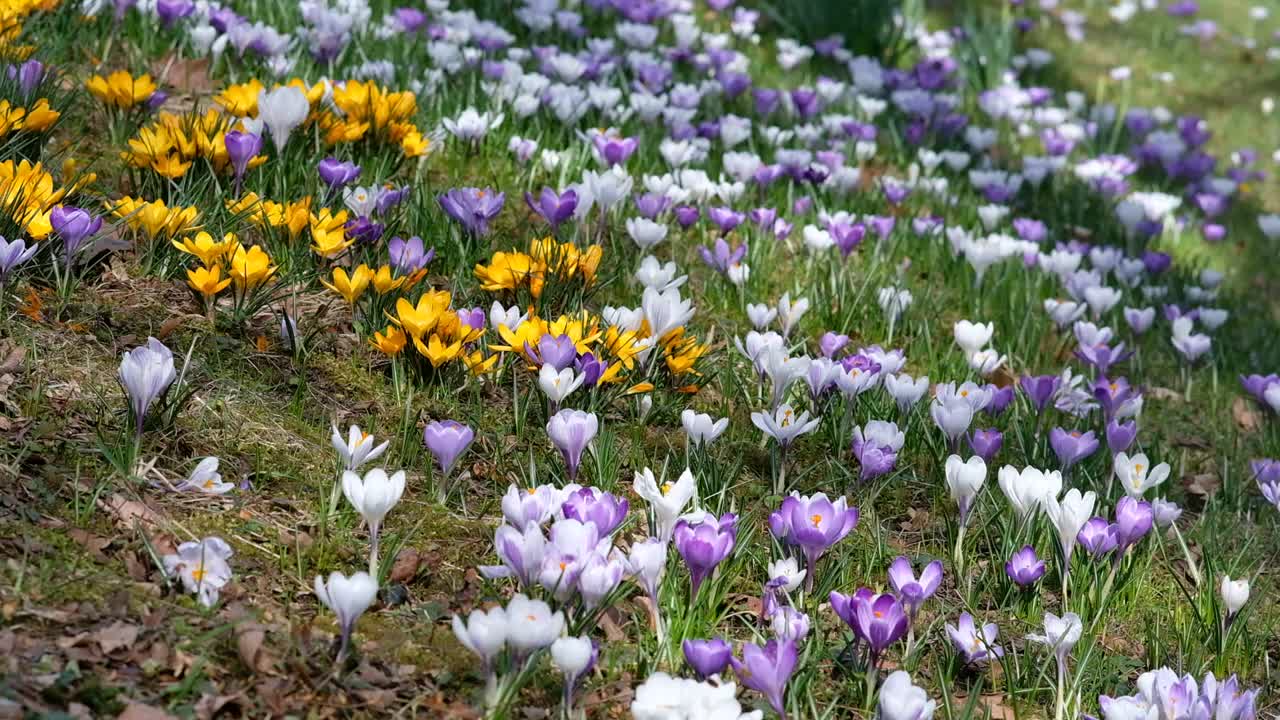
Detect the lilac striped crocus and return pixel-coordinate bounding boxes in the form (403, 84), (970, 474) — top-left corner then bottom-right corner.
(697, 237), (746, 276)
(559, 486), (628, 536)
(118, 337), (177, 441)
(0, 236), (38, 291)
(546, 409), (598, 483)
(423, 420), (474, 477)
(1049, 428), (1100, 473)
(887, 557), (942, 618)
(591, 134), (638, 166)
(831, 589), (907, 666)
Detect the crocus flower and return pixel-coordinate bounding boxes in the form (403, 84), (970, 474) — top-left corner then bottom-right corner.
(834, 590), (908, 665)
(1114, 452), (1170, 498)
(501, 484), (562, 528)
(257, 85), (309, 151)
(681, 409), (729, 447)
(945, 455), (986, 526)
(451, 604), (506, 677)
(538, 364), (585, 406)
(1049, 429), (1099, 473)
(730, 639), (796, 719)
(967, 428), (1002, 463)
(1221, 576), (1249, 618)
(577, 551), (625, 610)
(546, 409), (598, 483)
(314, 571), (378, 661)
(947, 612), (1003, 665)
(884, 373), (930, 413)
(1044, 488), (1096, 569)
(698, 236), (747, 275)
(1020, 374), (1061, 413)
(524, 187), (578, 231)
(423, 420), (474, 478)
(0, 236), (38, 288)
(877, 671), (936, 720)
(887, 557), (943, 618)
(481, 521), (545, 589)
(683, 638), (732, 680)
(1005, 546), (1046, 586)
(1113, 496), (1154, 552)
(118, 337), (177, 441)
(624, 537), (667, 604)
(930, 397), (974, 450)
(1026, 612), (1083, 671)
(438, 187), (505, 236)
(751, 404), (820, 451)
(318, 157), (361, 191)
(1105, 419), (1137, 456)
(342, 467), (406, 575)
(769, 492), (858, 590)
(560, 486), (629, 536)
(162, 537), (233, 607)
(331, 424), (390, 471)
(998, 466), (1063, 520)
(633, 467), (695, 541)
(177, 456), (233, 494)
(505, 594), (565, 658)
(50, 206), (102, 269)
(1151, 498), (1183, 527)
(551, 636), (596, 713)
(222, 130), (261, 192)
(1077, 517), (1119, 558)
(673, 513), (737, 596)
(852, 420), (904, 482)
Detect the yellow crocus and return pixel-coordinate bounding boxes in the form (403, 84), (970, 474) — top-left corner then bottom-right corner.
(187, 264), (231, 297)
(86, 70), (156, 109)
(370, 264), (405, 295)
(322, 264), (373, 305)
(463, 350), (498, 376)
(172, 231), (236, 266)
(370, 326), (407, 356)
(229, 244), (277, 290)
(23, 99), (59, 132)
(393, 291), (449, 339)
(414, 333), (462, 368)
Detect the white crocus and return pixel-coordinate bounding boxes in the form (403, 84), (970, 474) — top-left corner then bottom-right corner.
(342, 467), (407, 575)
(877, 671), (937, 720)
(1114, 452), (1170, 498)
(751, 403), (820, 450)
(179, 457), (234, 494)
(1044, 488), (1096, 566)
(945, 455), (986, 526)
(954, 320), (994, 357)
(681, 409), (729, 447)
(1220, 576), (1250, 617)
(257, 85), (309, 151)
(314, 571), (379, 660)
(776, 292), (810, 338)
(505, 594), (565, 656)
(633, 467), (696, 541)
(331, 424), (390, 471)
(538, 364), (586, 406)
(998, 466), (1063, 520)
(626, 217), (668, 250)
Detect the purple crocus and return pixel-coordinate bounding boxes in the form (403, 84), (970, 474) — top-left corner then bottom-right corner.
(481, 521), (545, 589)
(819, 332), (850, 358)
(223, 131), (261, 193)
(634, 192), (671, 219)
(318, 157), (361, 191)
(730, 639), (797, 719)
(1020, 374), (1061, 414)
(830, 221), (866, 257)
(559, 487), (628, 536)
(50, 206), (102, 270)
(1077, 517), (1119, 558)
(683, 638), (732, 680)
(1049, 428), (1100, 473)
(768, 493), (858, 591)
(388, 235), (434, 274)
(887, 557), (942, 618)
(530, 333), (577, 371)
(1241, 375), (1279, 406)
(1075, 341), (1133, 376)
(698, 237), (747, 275)
(707, 206), (745, 234)
(831, 590), (908, 665)
(524, 187), (578, 231)
(575, 353), (609, 387)
(673, 513), (737, 596)
(1253, 459), (1280, 510)
(156, 0), (195, 27)
(1105, 419), (1137, 456)
(8, 59), (44, 98)
(1113, 496), (1153, 552)
(674, 205), (700, 228)
(985, 385), (1015, 415)
(438, 187), (505, 236)
(1005, 546), (1046, 587)
(423, 420), (474, 476)
(968, 428), (1003, 463)
(592, 134), (638, 166)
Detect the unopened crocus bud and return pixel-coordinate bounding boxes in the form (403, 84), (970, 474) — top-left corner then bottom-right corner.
(1221, 576), (1250, 617)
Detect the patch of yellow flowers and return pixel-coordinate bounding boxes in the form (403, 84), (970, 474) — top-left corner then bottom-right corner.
(369, 289), (490, 371)
(86, 70), (157, 110)
(474, 237), (602, 299)
(174, 231), (278, 308)
(109, 196), (201, 240)
(0, 97), (58, 140)
(0, 158), (81, 239)
(123, 109), (267, 180)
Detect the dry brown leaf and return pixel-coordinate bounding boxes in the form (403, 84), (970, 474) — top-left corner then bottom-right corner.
(388, 548), (422, 583)
(68, 529), (112, 562)
(277, 528), (314, 551)
(157, 315), (186, 340)
(1183, 473), (1221, 499)
(101, 494), (163, 530)
(235, 624), (276, 674)
(150, 54), (214, 95)
(0, 345), (25, 375)
(95, 621), (139, 655)
(118, 703), (178, 720)
(194, 693), (240, 720)
(597, 608), (626, 642)
(1147, 386), (1181, 402)
(1232, 397), (1262, 432)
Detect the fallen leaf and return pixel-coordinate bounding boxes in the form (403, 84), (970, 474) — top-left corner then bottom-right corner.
(151, 54), (214, 95)
(68, 528), (112, 562)
(1232, 397), (1262, 432)
(194, 693), (240, 720)
(101, 494), (163, 530)
(1183, 473), (1221, 500)
(277, 528), (314, 551)
(388, 548), (422, 583)
(118, 703), (177, 720)
(597, 608), (626, 642)
(1173, 435), (1211, 450)
(235, 624), (276, 674)
(1147, 386), (1181, 402)
(0, 345), (25, 375)
(95, 621), (139, 654)
(157, 315), (185, 340)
